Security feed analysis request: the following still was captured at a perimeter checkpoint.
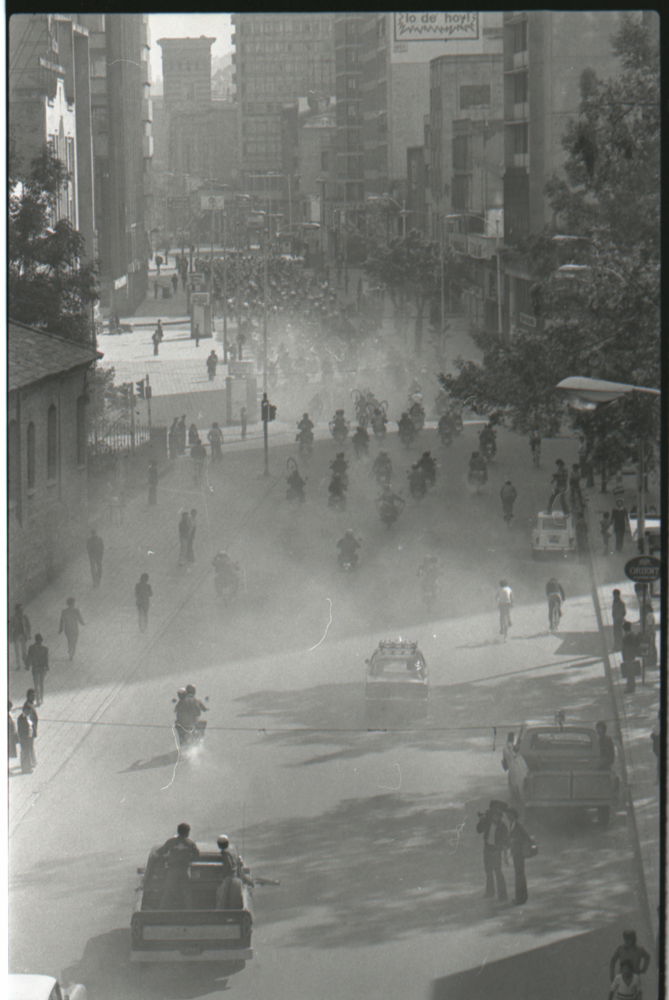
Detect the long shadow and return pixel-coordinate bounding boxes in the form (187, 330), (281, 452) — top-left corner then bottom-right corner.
(118, 750), (179, 773)
(552, 630), (605, 657)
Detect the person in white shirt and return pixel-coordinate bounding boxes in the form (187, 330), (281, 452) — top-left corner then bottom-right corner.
(608, 960), (642, 1000)
(496, 579), (514, 634)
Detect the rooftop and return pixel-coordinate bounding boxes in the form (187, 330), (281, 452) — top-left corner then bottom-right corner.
(8, 320), (102, 392)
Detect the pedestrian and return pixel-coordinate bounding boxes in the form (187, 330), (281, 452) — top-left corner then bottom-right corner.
(171, 273), (179, 295)
(600, 511), (612, 556)
(188, 422), (200, 448)
(240, 406), (248, 440)
(549, 459), (570, 515)
(25, 633), (49, 706)
(575, 512), (589, 559)
(621, 622), (640, 692)
(164, 243), (171, 267)
(8, 603), (31, 671)
(168, 418), (179, 460)
(596, 721), (615, 769)
(569, 464), (584, 513)
(152, 328), (161, 356)
(155, 254), (163, 276)
(8, 700), (18, 771)
(135, 573), (152, 632)
(16, 704), (35, 774)
(206, 349), (218, 381)
(642, 600), (657, 667)
(58, 597), (85, 661)
(208, 422), (223, 463)
(236, 332), (245, 360)
(476, 800), (508, 901)
(178, 511), (192, 566)
(611, 590), (627, 652)
(609, 929), (651, 981)
(186, 509), (197, 564)
(611, 498), (630, 552)
(156, 823), (200, 910)
(194, 323), (201, 347)
(86, 528), (104, 586)
(191, 439), (207, 487)
(505, 807), (532, 905)
(181, 266), (187, 291)
(177, 415), (187, 455)
(148, 462), (159, 505)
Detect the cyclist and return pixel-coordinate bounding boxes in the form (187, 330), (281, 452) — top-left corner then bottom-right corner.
(529, 429), (541, 464)
(500, 479), (517, 523)
(496, 579), (514, 636)
(546, 578), (566, 630)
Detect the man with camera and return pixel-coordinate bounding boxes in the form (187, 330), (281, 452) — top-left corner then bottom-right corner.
(476, 799), (509, 901)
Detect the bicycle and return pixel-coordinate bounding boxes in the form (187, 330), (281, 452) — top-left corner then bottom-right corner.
(548, 594), (562, 631)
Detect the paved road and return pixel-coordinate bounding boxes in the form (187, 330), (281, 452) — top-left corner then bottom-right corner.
(9, 423), (658, 1000)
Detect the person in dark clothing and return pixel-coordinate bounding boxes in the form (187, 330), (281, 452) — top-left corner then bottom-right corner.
(168, 418), (179, 460)
(476, 800), (508, 901)
(188, 423), (200, 448)
(575, 512), (589, 559)
(609, 930), (651, 980)
(25, 634), (49, 706)
(8, 603), (31, 670)
(177, 416), (187, 455)
(549, 459), (570, 514)
(171, 273), (179, 295)
(135, 574), (152, 632)
(240, 406), (248, 440)
(174, 691), (202, 745)
(596, 721), (616, 769)
(610, 499), (630, 552)
(178, 511), (193, 567)
(191, 440), (207, 487)
(621, 622), (639, 664)
(611, 590), (627, 652)
(16, 707), (35, 773)
(569, 464), (584, 513)
(86, 529), (104, 586)
(206, 350), (219, 381)
(600, 511), (612, 556)
(506, 807), (531, 905)
(156, 823), (200, 910)
(208, 423), (224, 463)
(148, 462), (159, 505)
(59, 598), (85, 660)
(186, 510), (197, 564)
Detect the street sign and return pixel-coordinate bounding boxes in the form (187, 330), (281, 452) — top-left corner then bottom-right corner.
(201, 194), (226, 211)
(624, 555), (661, 583)
(228, 361), (254, 376)
(189, 273), (205, 282)
(191, 292), (210, 306)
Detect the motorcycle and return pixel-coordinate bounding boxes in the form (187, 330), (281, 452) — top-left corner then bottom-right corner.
(373, 461), (392, 486)
(173, 697), (208, 749)
(352, 428), (370, 459)
(376, 496), (404, 529)
(438, 423), (453, 447)
(329, 417), (349, 443)
(285, 458), (306, 503)
(398, 421), (416, 448)
(296, 428), (313, 459)
(371, 407), (388, 439)
(419, 458), (437, 488)
(408, 404), (425, 433)
(468, 468), (488, 493)
(408, 474), (427, 501)
(451, 410), (463, 435)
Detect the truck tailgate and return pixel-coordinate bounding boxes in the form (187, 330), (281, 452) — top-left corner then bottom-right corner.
(527, 770), (619, 804)
(131, 909), (253, 961)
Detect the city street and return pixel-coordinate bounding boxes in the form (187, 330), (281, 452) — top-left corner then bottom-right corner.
(9, 420), (659, 1000)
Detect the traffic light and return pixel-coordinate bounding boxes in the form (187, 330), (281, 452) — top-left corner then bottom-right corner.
(261, 399), (277, 422)
(269, 404), (277, 422)
(136, 379), (145, 399)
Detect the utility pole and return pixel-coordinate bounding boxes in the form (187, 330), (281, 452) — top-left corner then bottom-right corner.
(130, 387), (136, 454)
(146, 373), (152, 429)
(222, 212), (228, 362)
(495, 218), (503, 337)
(263, 227), (269, 392)
(210, 199), (216, 328)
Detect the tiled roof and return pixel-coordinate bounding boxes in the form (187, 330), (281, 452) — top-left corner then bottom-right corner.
(8, 321), (103, 392)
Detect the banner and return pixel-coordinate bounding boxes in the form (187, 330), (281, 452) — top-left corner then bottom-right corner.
(394, 12), (479, 41)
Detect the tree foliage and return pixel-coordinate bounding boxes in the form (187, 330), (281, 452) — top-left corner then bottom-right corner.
(9, 144), (99, 345)
(442, 13), (660, 469)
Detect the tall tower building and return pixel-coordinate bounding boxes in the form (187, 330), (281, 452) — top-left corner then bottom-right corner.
(158, 36), (214, 109)
(231, 13), (335, 225)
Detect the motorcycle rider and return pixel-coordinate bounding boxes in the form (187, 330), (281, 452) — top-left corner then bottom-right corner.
(408, 463), (427, 499)
(479, 423), (497, 458)
(297, 412), (314, 435)
(185, 684), (208, 715)
(468, 451), (488, 484)
(328, 472), (347, 508)
(372, 451), (392, 484)
(376, 483), (404, 522)
(408, 399), (425, 429)
(337, 529), (360, 569)
(352, 424), (370, 457)
(371, 407), (387, 436)
(330, 452), (349, 488)
(418, 451), (437, 487)
(331, 409), (348, 434)
(500, 478), (518, 521)
(174, 687), (202, 746)
(546, 577), (566, 629)
(438, 412), (453, 443)
(286, 466), (306, 500)
(398, 412), (415, 440)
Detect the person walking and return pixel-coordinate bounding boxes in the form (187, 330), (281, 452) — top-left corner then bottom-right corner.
(186, 509), (197, 564)
(496, 579), (514, 635)
(168, 418), (179, 460)
(177, 416), (187, 455)
(575, 512), (590, 559)
(206, 350), (219, 381)
(86, 529), (104, 587)
(476, 800), (508, 901)
(148, 462), (159, 505)
(500, 479), (517, 523)
(59, 597), (85, 661)
(569, 464), (584, 514)
(611, 498), (630, 552)
(191, 439), (207, 488)
(609, 929), (651, 981)
(208, 423), (224, 464)
(178, 511), (192, 567)
(16, 703), (36, 774)
(600, 511), (612, 556)
(171, 273), (179, 295)
(152, 320), (164, 356)
(611, 590), (627, 652)
(25, 634), (49, 706)
(188, 423), (200, 448)
(135, 573), (153, 632)
(8, 700), (18, 772)
(506, 807), (532, 905)
(8, 603), (31, 671)
(155, 254), (163, 276)
(240, 406), (248, 441)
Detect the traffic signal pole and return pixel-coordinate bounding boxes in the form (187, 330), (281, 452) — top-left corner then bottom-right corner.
(262, 391), (269, 476)
(146, 373), (152, 429)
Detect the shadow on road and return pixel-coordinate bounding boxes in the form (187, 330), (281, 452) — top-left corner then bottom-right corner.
(119, 750), (180, 773)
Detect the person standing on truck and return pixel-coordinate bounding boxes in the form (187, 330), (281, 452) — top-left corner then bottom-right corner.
(476, 800), (508, 901)
(215, 834), (253, 909)
(596, 721), (616, 770)
(506, 807), (531, 906)
(157, 822), (200, 910)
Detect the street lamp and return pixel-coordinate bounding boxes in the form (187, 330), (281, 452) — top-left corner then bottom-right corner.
(444, 213), (503, 336)
(367, 194), (409, 238)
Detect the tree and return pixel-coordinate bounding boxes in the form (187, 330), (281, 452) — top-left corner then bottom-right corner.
(9, 144), (99, 345)
(442, 13), (660, 472)
(364, 230), (462, 355)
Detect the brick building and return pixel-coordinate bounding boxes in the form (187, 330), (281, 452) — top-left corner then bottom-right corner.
(8, 321), (101, 602)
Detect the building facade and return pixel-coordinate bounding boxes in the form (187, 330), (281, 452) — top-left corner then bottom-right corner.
(8, 322), (101, 602)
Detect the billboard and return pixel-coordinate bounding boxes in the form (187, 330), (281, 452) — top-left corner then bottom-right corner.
(191, 292), (210, 306)
(200, 194), (226, 211)
(394, 12), (479, 42)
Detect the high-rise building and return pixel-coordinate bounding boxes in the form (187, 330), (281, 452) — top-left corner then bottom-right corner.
(231, 13), (335, 222)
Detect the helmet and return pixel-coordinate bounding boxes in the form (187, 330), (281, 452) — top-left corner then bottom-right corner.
(345, 529), (355, 537)
(217, 835), (230, 849)
(185, 684), (196, 695)
(177, 688), (187, 699)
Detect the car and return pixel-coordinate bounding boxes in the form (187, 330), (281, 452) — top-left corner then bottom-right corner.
(628, 513), (660, 555)
(365, 640), (428, 725)
(531, 510), (576, 557)
(9, 974), (86, 1000)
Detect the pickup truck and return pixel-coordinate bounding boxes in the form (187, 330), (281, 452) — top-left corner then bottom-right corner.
(130, 845), (255, 968)
(365, 639), (428, 725)
(501, 719), (621, 826)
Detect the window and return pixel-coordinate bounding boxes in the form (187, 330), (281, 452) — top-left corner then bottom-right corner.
(347, 76), (357, 90)
(460, 85), (490, 110)
(514, 72), (528, 104)
(513, 20), (528, 53)
(513, 123), (529, 154)
(347, 103), (357, 118)
(27, 422), (36, 489)
(452, 135), (470, 171)
(47, 404), (57, 480)
(452, 175), (470, 211)
(77, 397), (87, 466)
(346, 48), (357, 63)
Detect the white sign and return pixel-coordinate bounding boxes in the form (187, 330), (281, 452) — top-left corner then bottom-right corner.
(191, 292), (210, 306)
(394, 12), (479, 41)
(201, 194), (226, 211)
(113, 274), (127, 290)
(228, 361), (254, 376)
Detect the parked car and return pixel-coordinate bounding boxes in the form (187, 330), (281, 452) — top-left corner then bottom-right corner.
(9, 975), (86, 1000)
